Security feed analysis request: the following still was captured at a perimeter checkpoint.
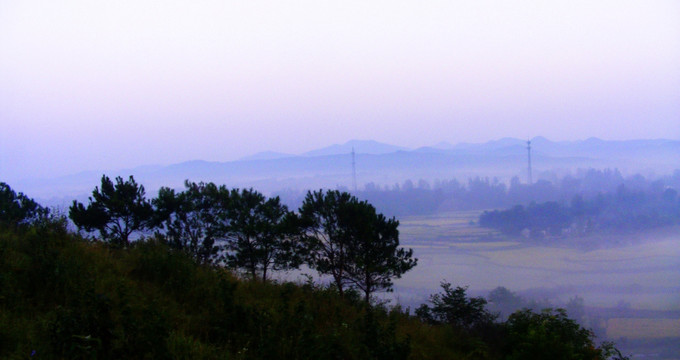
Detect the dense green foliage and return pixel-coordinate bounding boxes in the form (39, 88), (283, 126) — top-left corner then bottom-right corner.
(1, 180), (628, 359)
(0, 225), (413, 359)
(152, 181), (228, 263)
(416, 283), (497, 332)
(70, 175), (154, 247)
(224, 188), (303, 281)
(0, 182), (50, 229)
(0, 225), (626, 360)
(502, 309), (628, 360)
(72, 180), (418, 298)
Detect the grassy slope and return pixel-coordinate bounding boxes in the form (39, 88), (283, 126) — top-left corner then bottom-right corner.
(1, 224), (627, 360)
(0, 226), (475, 360)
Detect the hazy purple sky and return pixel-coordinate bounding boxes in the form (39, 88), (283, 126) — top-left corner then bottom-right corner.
(1, 1), (679, 181)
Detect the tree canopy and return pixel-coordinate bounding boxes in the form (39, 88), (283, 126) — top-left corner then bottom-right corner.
(2, 178), (633, 359)
(300, 190), (416, 302)
(225, 188), (303, 281)
(0, 182), (50, 229)
(503, 309), (604, 360)
(152, 181), (229, 263)
(70, 175), (154, 247)
(416, 282), (497, 331)
(343, 201), (417, 303)
(299, 189), (356, 296)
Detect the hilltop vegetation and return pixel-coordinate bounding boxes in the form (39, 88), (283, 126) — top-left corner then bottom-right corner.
(68, 176), (416, 302)
(0, 180), (628, 359)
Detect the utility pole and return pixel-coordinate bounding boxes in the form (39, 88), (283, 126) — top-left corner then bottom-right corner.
(527, 139), (533, 185)
(351, 147), (357, 192)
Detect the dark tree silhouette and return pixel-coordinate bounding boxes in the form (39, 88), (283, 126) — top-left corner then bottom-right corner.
(300, 190), (416, 302)
(225, 188), (302, 281)
(0, 182), (50, 229)
(416, 282), (497, 331)
(152, 181), (229, 263)
(342, 200), (417, 303)
(70, 175), (154, 247)
(299, 189), (356, 297)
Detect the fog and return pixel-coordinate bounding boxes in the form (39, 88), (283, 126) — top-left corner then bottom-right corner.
(6, 137), (680, 357)
(3, 1), (680, 357)
(390, 218), (680, 357)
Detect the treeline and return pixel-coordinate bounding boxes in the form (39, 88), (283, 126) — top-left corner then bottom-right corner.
(479, 185), (680, 237)
(0, 182), (53, 228)
(1, 187), (628, 359)
(326, 169), (680, 217)
(68, 175), (416, 303)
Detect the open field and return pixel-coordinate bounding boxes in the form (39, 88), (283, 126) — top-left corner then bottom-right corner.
(398, 210), (505, 244)
(388, 211), (680, 356)
(274, 209), (680, 356)
(607, 318), (680, 339)
(394, 211), (680, 310)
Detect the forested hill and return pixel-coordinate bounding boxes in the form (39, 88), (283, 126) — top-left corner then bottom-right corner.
(0, 181), (628, 359)
(0, 226), (626, 359)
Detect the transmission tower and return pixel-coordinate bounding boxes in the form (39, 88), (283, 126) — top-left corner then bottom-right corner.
(351, 147), (357, 192)
(527, 139), (533, 185)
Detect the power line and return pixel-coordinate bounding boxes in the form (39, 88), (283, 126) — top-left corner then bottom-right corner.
(352, 147), (357, 192)
(527, 139), (533, 185)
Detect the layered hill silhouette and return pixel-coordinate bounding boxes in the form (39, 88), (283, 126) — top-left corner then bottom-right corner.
(14, 137), (680, 205)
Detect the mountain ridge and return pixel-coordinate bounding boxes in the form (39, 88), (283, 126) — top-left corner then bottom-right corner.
(13, 137), (680, 205)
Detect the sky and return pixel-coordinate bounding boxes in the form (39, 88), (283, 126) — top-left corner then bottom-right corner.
(1, 0), (679, 182)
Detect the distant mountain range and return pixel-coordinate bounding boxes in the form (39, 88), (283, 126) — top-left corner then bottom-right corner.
(239, 151), (295, 161)
(302, 139), (409, 157)
(242, 137), (680, 160)
(12, 137), (680, 206)
(241, 139), (409, 160)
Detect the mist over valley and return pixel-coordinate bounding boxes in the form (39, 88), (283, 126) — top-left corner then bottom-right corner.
(3, 1), (679, 356)
(7, 136), (679, 357)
